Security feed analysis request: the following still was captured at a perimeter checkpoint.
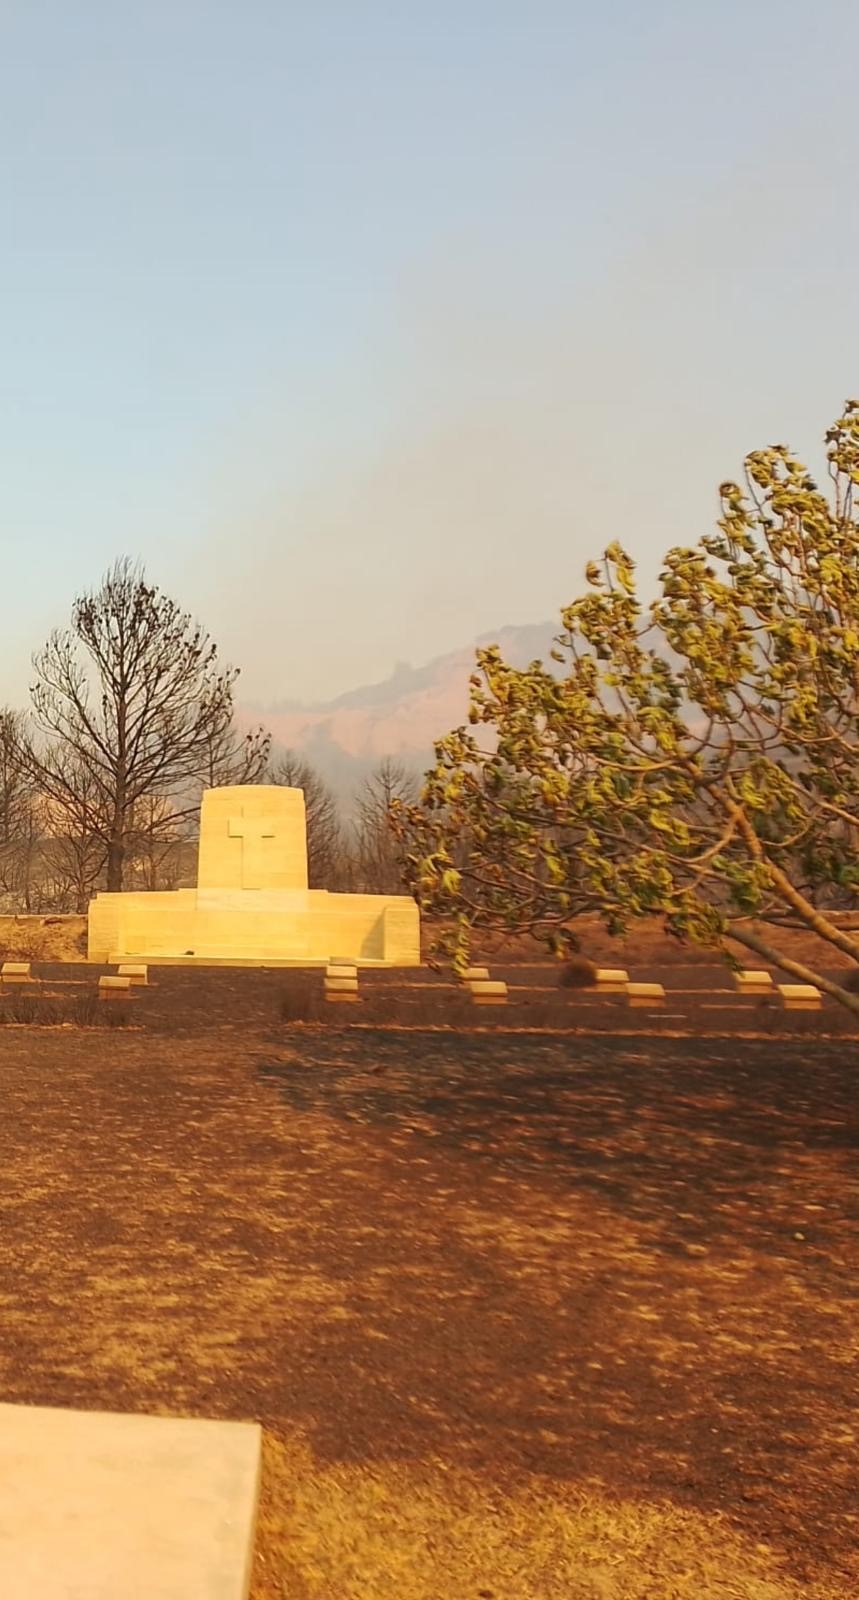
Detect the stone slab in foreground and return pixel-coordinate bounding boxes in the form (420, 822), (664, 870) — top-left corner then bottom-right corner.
(0, 1403), (261, 1599)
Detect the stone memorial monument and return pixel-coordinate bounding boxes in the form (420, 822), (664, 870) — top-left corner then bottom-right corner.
(88, 784), (421, 966)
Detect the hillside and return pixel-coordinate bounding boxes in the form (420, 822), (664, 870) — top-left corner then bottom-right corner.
(243, 622), (555, 795)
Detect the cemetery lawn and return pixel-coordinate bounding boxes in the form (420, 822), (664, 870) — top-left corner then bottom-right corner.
(0, 1026), (855, 1600)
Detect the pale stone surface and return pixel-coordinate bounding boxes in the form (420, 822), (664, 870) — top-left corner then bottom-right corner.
(88, 785), (420, 967)
(1, 961), (33, 984)
(469, 980), (508, 1005)
(118, 963), (149, 984)
(627, 982), (666, 1007)
(198, 785), (308, 892)
(460, 966), (490, 982)
(324, 976), (359, 993)
(596, 968), (629, 984)
(778, 983), (822, 1009)
(733, 970), (773, 990)
(99, 976), (134, 1002)
(0, 1403), (260, 1599)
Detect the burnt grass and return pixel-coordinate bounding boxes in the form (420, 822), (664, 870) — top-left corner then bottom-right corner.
(0, 990), (856, 1590)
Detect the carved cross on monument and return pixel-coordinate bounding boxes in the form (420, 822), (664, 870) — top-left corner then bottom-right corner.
(196, 785), (309, 893)
(227, 812), (276, 889)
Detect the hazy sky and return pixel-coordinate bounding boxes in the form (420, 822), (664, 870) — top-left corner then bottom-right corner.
(2, 1), (858, 707)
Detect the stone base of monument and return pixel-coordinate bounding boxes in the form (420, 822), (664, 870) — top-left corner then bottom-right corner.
(105, 953), (374, 968)
(0, 1403), (261, 1599)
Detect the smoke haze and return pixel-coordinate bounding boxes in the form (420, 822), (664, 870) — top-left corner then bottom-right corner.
(1, 2), (858, 707)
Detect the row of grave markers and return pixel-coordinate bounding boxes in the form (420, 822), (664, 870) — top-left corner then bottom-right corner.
(0, 960), (825, 1011)
(460, 966), (823, 1010)
(320, 963), (823, 1010)
(321, 962), (512, 1005)
(0, 961), (149, 1000)
(322, 962), (511, 1006)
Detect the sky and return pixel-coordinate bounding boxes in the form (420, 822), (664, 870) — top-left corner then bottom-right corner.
(2, 0), (859, 709)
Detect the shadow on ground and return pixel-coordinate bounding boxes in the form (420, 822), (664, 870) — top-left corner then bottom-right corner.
(0, 1027), (855, 1592)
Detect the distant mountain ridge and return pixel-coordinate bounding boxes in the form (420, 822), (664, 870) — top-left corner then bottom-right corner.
(242, 621), (556, 798)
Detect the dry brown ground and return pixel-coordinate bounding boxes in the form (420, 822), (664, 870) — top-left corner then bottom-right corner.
(0, 914), (87, 962)
(0, 1022), (855, 1598)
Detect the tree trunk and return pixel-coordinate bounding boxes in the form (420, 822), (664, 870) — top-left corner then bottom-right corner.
(726, 923), (859, 1014)
(106, 837), (125, 893)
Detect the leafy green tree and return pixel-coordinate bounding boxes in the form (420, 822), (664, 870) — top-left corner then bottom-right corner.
(398, 403), (859, 1010)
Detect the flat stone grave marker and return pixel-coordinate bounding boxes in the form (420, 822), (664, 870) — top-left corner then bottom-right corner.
(595, 967), (629, 991)
(0, 1402), (261, 1599)
(778, 983), (822, 1010)
(99, 975), (133, 1001)
(1, 961), (33, 985)
(325, 963), (357, 980)
(733, 969), (773, 992)
(460, 966), (490, 983)
(118, 963), (149, 985)
(469, 979), (508, 1005)
(626, 982), (666, 1008)
(324, 974), (359, 1002)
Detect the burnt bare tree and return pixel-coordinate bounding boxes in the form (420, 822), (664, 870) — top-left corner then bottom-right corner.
(0, 710), (31, 848)
(197, 717), (272, 792)
(352, 758), (417, 894)
(0, 709), (40, 909)
(26, 560), (270, 892)
(124, 794), (193, 893)
(40, 750), (109, 911)
(269, 751), (345, 887)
